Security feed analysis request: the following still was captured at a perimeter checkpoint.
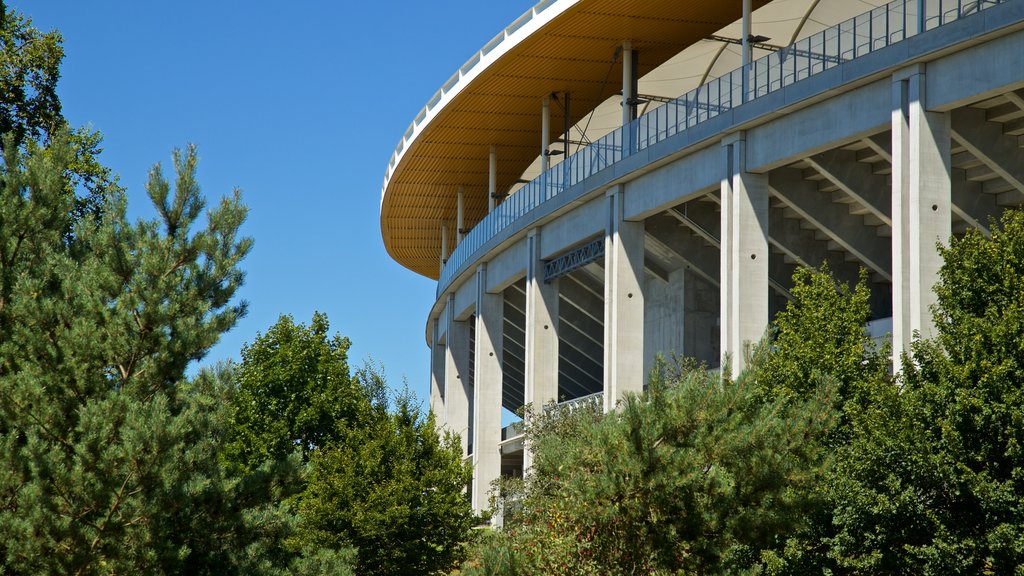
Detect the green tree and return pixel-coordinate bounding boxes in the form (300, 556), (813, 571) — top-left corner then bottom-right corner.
(466, 364), (836, 576)
(740, 266), (893, 574)
(0, 136), (273, 574)
(225, 312), (366, 473)
(752, 265), (888, 413)
(464, 265), (893, 575)
(827, 209), (1024, 574)
(297, 366), (475, 576)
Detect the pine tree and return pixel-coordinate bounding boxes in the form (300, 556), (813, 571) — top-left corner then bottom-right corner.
(0, 135), (264, 574)
(466, 364), (836, 576)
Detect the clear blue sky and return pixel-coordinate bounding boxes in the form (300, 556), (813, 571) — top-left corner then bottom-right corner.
(21, 1), (535, 404)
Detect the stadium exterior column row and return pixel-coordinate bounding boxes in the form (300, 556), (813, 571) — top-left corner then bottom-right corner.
(429, 102), (955, 504)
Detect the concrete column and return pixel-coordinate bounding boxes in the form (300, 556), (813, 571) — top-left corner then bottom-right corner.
(472, 264), (503, 513)
(429, 318), (445, 425)
(891, 66), (951, 367)
(684, 270), (721, 367)
(604, 185), (645, 412)
(444, 295), (472, 455)
(720, 132), (769, 374)
(488, 146), (497, 213)
(456, 186), (465, 244)
(524, 228), (559, 470)
(643, 268), (685, 380)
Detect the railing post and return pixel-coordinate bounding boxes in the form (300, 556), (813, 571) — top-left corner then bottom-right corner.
(488, 146), (497, 213)
(456, 186), (465, 244)
(622, 41), (637, 155)
(440, 221), (449, 277)
(742, 0), (752, 103)
(541, 95), (551, 198)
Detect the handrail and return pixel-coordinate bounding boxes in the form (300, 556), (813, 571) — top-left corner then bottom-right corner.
(436, 0), (1009, 298)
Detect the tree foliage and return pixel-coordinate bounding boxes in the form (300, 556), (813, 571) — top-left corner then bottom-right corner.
(224, 312), (365, 473)
(0, 136), (267, 574)
(465, 364), (837, 576)
(464, 265), (893, 575)
(297, 370), (475, 576)
(827, 210), (1024, 574)
(752, 265), (888, 414)
(0, 3), (119, 220)
(224, 314), (476, 575)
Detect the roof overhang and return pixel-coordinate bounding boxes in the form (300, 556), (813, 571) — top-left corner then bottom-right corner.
(380, 0), (770, 279)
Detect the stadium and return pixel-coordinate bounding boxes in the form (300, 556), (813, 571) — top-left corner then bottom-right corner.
(379, 0), (1024, 512)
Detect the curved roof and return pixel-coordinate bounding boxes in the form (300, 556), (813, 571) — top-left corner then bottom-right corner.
(380, 0), (886, 279)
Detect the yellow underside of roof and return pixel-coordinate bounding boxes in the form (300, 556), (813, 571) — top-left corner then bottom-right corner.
(380, 0), (775, 279)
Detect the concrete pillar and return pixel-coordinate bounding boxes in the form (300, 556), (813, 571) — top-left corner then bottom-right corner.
(604, 185), (645, 412)
(472, 264), (503, 513)
(891, 66), (951, 368)
(456, 186), (465, 244)
(429, 318), (445, 425)
(643, 268), (685, 379)
(684, 270), (721, 368)
(489, 146), (497, 213)
(523, 228), (559, 470)
(444, 295), (472, 455)
(720, 132), (769, 374)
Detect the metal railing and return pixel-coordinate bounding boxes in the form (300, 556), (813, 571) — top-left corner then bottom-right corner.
(437, 0), (1008, 297)
(546, 391), (604, 415)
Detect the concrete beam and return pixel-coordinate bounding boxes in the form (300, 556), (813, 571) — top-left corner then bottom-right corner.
(769, 168), (892, 281)
(951, 107), (1024, 194)
(429, 319), (445, 426)
(767, 206), (863, 282)
(862, 132), (997, 234)
(645, 217), (720, 286)
(444, 296), (472, 456)
(951, 168), (1001, 235)
(804, 148), (892, 226)
(560, 276), (605, 333)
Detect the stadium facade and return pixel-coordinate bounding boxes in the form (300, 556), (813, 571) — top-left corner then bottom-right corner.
(380, 0), (1024, 512)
